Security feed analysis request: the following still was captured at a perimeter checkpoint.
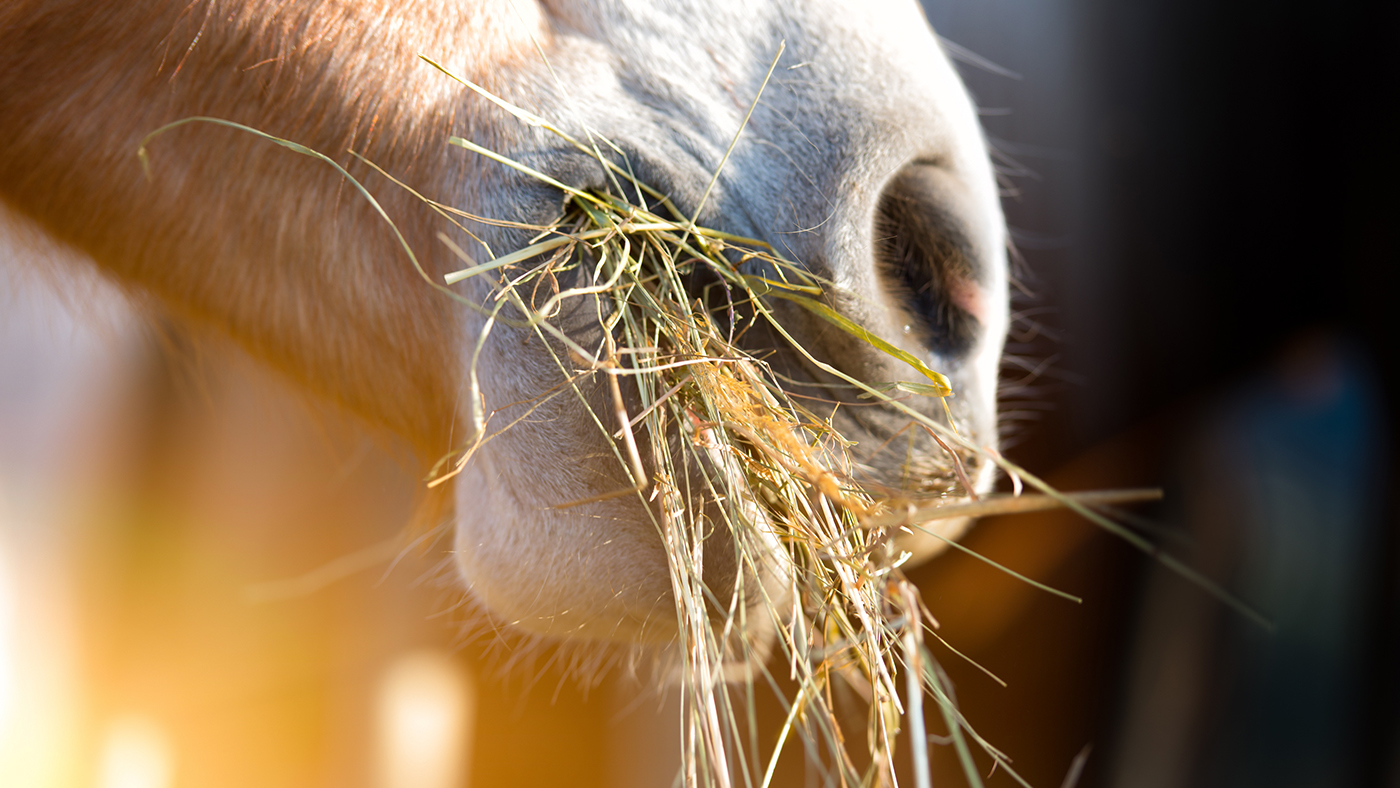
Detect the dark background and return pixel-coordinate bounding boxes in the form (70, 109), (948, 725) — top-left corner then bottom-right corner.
(915, 0), (1399, 785)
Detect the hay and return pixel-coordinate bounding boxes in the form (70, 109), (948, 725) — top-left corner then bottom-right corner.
(134, 43), (1264, 787)
(414, 53), (1048, 787)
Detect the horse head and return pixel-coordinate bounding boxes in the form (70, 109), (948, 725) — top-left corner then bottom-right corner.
(0, 0), (1006, 650)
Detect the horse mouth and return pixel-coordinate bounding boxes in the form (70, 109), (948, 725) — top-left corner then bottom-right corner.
(450, 196), (985, 636)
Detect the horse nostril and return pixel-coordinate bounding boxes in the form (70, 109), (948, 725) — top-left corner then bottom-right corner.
(874, 163), (984, 357)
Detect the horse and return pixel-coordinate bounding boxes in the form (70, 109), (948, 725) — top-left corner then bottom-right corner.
(0, 0), (1008, 656)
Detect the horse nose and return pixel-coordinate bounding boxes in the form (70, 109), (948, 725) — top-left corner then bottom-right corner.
(873, 161), (991, 359)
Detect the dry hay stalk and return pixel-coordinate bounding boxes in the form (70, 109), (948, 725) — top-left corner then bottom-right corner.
(412, 53), (1069, 788)
(134, 43), (1264, 788)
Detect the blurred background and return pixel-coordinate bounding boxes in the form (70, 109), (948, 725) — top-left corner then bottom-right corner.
(914, 0), (1398, 785)
(1, 0), (1395, 786)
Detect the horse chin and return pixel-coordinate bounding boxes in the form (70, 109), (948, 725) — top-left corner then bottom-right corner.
(450, 428), (792, 652)
(451, 448), (674, 645)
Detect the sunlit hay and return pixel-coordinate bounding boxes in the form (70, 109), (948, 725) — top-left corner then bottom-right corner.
(400, 55), (1201, 788)
(395, 55), (1027, 785)
(135, 50), (1258, 788)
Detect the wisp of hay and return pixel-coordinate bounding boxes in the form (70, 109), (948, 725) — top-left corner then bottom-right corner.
(136, 42), (1266, 788)
(409, 51), (1084, 788)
